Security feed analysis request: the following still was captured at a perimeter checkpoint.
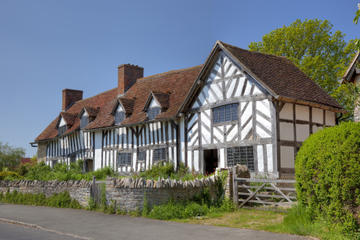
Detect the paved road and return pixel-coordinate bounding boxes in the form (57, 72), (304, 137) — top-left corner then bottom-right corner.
(0, 204), (309, 240)
(0, 222), (79, 240)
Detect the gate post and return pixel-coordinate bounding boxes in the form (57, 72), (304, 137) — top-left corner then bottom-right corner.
(232, 167), (238, 205)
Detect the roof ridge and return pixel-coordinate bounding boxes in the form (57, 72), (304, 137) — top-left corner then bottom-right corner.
(74, 87), (117, 104)
(219, 41), (292, 63)
(137, 65), (202, 83)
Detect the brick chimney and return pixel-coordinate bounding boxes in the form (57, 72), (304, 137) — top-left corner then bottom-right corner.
(62, 89), (83, 111)
(118, 64), (143, 96)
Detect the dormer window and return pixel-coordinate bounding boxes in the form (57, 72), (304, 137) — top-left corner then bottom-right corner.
(80, 111), (89, 129)
(79, 107), (98, 129)
(144, 92), (169, 121)
(115, 104), (125, 125)
(58, 117), (67, 136)
(112, 98), (134, 126)
(147, 106), (161, 120)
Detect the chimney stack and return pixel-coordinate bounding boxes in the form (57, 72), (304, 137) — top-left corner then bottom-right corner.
(118, 64), (143, 96)
(62, 89), (83, 111)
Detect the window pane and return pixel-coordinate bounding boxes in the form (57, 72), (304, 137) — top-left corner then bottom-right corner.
(138, 150), (146, 162)
(147, 107), (161, 120)
(118, 152), (132, 166)
(115, 111), (125, 125)
(58, 126), (67, 136)
(227, 146), (254, 171)
(212, 103), (239, 124)
(153, 148), (166, 162)
(80, 116), (89, 129)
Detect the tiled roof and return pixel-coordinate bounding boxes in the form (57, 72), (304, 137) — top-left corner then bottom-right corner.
(35, 66), (202, 141)
(220, 41), (342, 109)
(35, 88), (118, 141)
(86, 65), (202, 130)
(35, 41), (343, 142)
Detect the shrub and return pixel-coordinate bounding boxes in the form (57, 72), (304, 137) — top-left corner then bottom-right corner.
(0, 161), (115, 181)
(0, 170), (21, 180)
(183, 202), (209, 217)
(0, 190), (81, 209)
(296, 122), (360, 233)
(136, 162), (204, 181)
(148, 201), (187, 220)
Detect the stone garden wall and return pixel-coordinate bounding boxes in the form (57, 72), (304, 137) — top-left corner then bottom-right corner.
(0, 180), (92, 206)
(0, 175), (222, 211)
(104, 175), (220, 211)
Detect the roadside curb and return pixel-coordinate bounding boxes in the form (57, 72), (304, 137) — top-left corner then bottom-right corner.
(0, 217), (92, 240)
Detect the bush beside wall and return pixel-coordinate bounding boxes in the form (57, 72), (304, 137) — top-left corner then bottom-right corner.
(296, 122), (360, 233)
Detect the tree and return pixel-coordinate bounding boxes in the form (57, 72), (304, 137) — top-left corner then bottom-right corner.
(0, 142), (25, 170)
(249, 19), (358, 94)
(355, 3), (360, 48)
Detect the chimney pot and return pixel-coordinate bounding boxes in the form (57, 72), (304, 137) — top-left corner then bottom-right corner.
(118, 64), (143, 96)
(62, 89), (83, 111)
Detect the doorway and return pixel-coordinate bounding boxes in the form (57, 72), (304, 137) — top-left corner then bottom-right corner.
(85, 159), (94, 172)
(204, 149), (218, 174)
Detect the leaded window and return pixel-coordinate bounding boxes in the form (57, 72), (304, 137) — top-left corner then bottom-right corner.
(212, 103), (239, 124)
(153, 148), (166, 162)
(58, 125), (67, 136)
(147, 107), (161, 120)
(52, 160), (58, 167)
(80, 115), (89, 129)
(227, 146), (254, 171)
(138, 150), (146, 162)
(115, 111), (125, 125)
(118, 152), (132, 166)
(70, 154), (76, 163)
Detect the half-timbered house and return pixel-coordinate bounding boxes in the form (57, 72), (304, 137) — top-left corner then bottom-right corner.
(342, 51), (360, 121)
(33, 41), (343, 177)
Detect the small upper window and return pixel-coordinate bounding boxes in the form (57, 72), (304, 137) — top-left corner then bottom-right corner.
(147, 107), (161, 120)
(212, 103), (239, 124)
(58, 116), (67, 136)
(115, 105), (125, 125)
(58, 125), (67, 135)
(80, 113), (89, 129)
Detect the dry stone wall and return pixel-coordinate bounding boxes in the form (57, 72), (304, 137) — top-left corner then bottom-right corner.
(0, 175), (221, 211)
(105, 175), (220, 211)
(0, 180), (92, 207)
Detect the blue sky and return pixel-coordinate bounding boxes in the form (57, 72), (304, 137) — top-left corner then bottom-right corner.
(0, 0), (359, 156)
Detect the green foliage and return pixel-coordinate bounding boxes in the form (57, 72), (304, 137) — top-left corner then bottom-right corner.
(0, 170), (21, 180)
(142, 193), (150, 216)
(1, 161), (115, 181)
(87, 197), (97, 210)
(296, 122), (360, 233)
(282, 204), (357, 240)
(331, 83), (360, 121)
(148, 201), (208, 220)
(147, 197), (235, 220)
(135, 162), (205, 181)
(248, 19), (358, 97)
(355, 4), (360, 49)
(100, 183), (107, 211)
(0, 142), (25, 171)
(0, 190), (81, 209)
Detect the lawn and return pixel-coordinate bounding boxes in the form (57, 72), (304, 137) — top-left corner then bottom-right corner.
(175, 207), (352, 240)
(176, 208), (286, 233)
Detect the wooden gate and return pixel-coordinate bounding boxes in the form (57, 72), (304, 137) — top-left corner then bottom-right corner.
(90, 177), (104, 205)
(232, 169), (296, 207)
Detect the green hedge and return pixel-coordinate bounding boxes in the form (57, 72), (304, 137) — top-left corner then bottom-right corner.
(296, 122), (360, 233)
